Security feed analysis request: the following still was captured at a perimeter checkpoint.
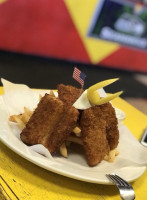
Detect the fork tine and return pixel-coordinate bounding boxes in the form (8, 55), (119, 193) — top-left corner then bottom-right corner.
(115, 175), (130, 187)
(106, 174), (120, 185)
(106, 174), (128, 187)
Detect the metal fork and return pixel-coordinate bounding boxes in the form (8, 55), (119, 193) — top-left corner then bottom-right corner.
(106, 174), (135, 200)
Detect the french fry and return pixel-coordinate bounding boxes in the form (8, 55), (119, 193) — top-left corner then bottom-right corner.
(67, 136), (83, 145)
(72, 126), (81, 137)
(50, 90), (55, 96)
(9, 107), (33, 129)
(59, 143), (68, 158)
(39, 94), (42, 101)
(59, 136), (83, 157)
(14, 116), (25, 130)
(9, 114), (22, 122)
(104, 149), (119, 162)
(24, 107), (33, 117)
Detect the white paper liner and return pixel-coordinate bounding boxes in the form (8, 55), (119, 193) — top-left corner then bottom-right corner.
(73, 88), (107, 109)
(0, 78), (147, 176)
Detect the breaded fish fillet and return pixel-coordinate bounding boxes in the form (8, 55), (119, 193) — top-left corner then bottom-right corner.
(47, 106), (79, 154)
(20, 94), (64, 147)
(20, 94), (79, 153)
(99, 102), (119, 150)
(57, 84), (83, 107)
(80, 106), (110, 166)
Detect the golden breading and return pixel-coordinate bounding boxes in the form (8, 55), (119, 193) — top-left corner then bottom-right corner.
(80, 106), (110, 167)
(57, 84), (83, 107)
(47, 106), (79, 154)
(20, 94), (79, 154)
(98, 102), (119, 150)
(20, 94), (64, 147)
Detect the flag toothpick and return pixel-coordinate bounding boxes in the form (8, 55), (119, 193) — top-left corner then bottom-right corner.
(72, 67), (86, 88)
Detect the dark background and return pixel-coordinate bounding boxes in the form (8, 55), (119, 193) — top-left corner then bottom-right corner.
(0, 50), (147, 99)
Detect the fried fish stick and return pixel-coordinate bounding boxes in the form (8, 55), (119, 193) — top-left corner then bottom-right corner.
(47, 106), (79, 154)
(57, 84), (83, 107)
(80, 106), (110, 167)
(20, 94), (64, 146)
(99, 102), (119, 150)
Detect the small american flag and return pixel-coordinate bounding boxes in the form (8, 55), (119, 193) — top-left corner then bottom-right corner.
(72, 67), (86, 87)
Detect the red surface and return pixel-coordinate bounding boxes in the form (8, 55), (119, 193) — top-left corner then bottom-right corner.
(99, 46), (147, 72)
(0, 0), (147, 72)
(0, 0), (90, 62)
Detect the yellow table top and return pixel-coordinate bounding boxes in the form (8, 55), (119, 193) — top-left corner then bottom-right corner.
(0, 87), (147, 200)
